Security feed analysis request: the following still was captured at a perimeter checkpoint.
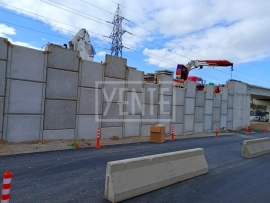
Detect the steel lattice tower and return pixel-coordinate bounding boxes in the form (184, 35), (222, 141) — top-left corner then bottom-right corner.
(110, 4), (126, 57)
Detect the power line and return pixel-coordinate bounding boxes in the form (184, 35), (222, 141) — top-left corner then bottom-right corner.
(234, 69), (269, 82)
(82, 0), (197, 60)
(81, 0), (113, 14)
(0, 3), (109, 38)
(82, 1), (270, 85)
(40, 0), (111, 27)
(1, 2), (268, 86)
(0, 9), (76, 34)
(0, 20), (70, 39)
(110, 0), (241, 60)
(109, 0), (270, 84)
(38, 0), (193, 61)
(0, 2), (81, 29)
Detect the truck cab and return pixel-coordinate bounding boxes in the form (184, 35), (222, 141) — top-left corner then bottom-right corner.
(187, 76), (205, 91)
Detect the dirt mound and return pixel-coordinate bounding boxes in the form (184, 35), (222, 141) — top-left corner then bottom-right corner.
(110, 136), (120, 141)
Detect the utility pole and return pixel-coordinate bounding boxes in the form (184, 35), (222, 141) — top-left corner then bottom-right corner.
(110, 4), (126, 57)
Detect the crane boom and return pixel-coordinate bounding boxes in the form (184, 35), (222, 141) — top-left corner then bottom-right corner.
(68, 28), (96, 61)
(186, 60), (233, 70)
(176, 59), (233, 80)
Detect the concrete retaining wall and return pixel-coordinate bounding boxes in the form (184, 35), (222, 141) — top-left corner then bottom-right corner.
(0, 37), (251, 142)
(242, 137), (270, 158)
(105, 148), (208, 202)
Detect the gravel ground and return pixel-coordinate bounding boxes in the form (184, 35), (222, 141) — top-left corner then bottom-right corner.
(250, 121), (270, 131)
(0, 131), (232, 156)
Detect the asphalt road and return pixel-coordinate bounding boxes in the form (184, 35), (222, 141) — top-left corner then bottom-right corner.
(1, 132), (270, 203)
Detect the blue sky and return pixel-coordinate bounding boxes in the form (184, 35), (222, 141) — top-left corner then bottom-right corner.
(1, 0), (270, 87)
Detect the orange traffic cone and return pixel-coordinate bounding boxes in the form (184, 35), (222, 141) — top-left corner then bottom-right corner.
(215, 126), (218, 137)
(171, 126), (174, 141)
(1, 171), (12, 203)
(95, 128), (100, 149)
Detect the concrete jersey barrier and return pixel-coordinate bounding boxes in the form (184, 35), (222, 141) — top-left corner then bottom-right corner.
(242, 137), (270, 158)
(104, 148), (208, 202)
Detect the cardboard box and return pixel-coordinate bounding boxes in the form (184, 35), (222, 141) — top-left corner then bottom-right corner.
(150, 124), (165, 143)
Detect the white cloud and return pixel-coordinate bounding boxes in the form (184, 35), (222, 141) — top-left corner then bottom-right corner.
(97, 51), (106, 56)
(0, 23), (41, 50)
(11, 40), (41, 50)
(0, 0), (270, 69)
(0, 24), (16, 37)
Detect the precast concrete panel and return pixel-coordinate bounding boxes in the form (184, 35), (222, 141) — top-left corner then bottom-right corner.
(6, 80), (44, 114)
(77, 87), (101, 115)
(221, 101), (228, 115)
(205, 85), (214, 99)
(227, 109), (233, 122)
(143, 84), (159, 104)
(185, 98), (195, 115)
(234, 109), (242, 121)
(124, 115), (141, 137)
(233, 94), (243, 110)
(101, 127), (123, 139)
(43, 129), (74, 140)
(242, 109), (249, 127)
(158, 115), (171, 134)
(0, 97), (3, 132)
(127, 69), (143, 92)
(125, 92), (142, 115)
(158, 74), (173, 95)
(213, 108), (221, 122)
(204, 100), (213, 115)
(159, 95), (172, 115)
(44, 100), (76, 130)
(104, 54), (127, 79)
(9, 46), (45, 82)
(233, 81), (247, 95)
(184, 115), (194, 133)
(172, 106), (184, 124)
(244, 95), (250, 110)
(141, 125), (152, 137)
(233, 119), (242, 130)
(5, 115), (42, 142)
(172, 88), (185, 106)
(141, 104), (158, 125)
(194, 123), (203, 133)
(47, 45), (79, 71)
(77, 115), (100, 140)
(0, 38), (8, 60)
(173, 124), (183, 135)
(0, 60), (6, 96)
(184, 80), (196, 98)
(228, 95), (233, 108)
(213, 94), (221, 108)
(227, 81), (234, 95)
(227, 122), (233, 130)
(195, 91), (205, 107)
(194, 107), (204, 123)
(204, 115), (212, 131)
(80, 60), (104, 88)
(103, 77), (126, 103)
(221, 115), (227, 129)
(222, 87), (228, 101)
(46, 68), (78, 100)
(102, 102), (123, 127)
